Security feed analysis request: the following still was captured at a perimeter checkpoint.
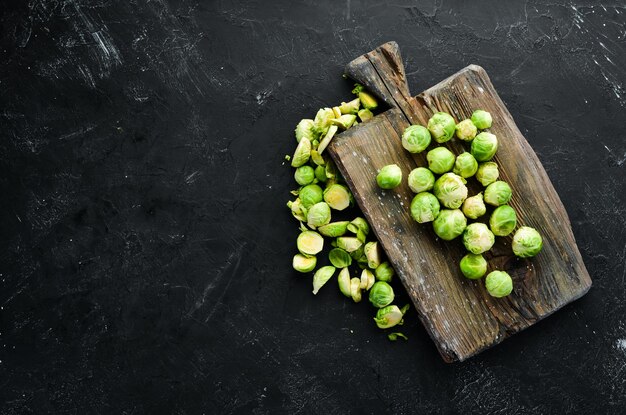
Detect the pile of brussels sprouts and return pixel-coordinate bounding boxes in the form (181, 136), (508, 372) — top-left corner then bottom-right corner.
(376, 109), (543, 298)
(287, 85), (410, 339)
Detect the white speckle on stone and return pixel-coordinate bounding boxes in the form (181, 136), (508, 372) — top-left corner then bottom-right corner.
(617, 339), (626, 353)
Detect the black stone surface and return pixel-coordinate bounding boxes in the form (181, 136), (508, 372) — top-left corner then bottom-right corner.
(1, 0), (625, 413)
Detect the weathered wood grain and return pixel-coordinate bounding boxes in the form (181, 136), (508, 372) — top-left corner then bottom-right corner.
(328, 42), (592, 362)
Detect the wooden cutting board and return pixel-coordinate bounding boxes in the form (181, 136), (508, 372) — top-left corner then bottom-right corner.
(327, 42), (592, 362)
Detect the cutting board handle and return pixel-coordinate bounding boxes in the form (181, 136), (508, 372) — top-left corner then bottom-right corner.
(344, 41), (420, 124)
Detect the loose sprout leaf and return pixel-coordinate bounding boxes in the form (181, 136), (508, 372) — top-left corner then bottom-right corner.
(337, 268), (352, 297)
(317, 125), (339, 154)
(312, 266), (336, 295)
(388, 332), (408, 341)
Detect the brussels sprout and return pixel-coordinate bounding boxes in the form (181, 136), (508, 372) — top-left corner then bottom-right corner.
(307, 202), (331, 228)
(376, 164), (403, 189)
(291, 138), (311, 167)
(310, 149), (325, 166)
(336, 236), (363, 253)
(410, 192), (440, 223)
(323, 184), (352, 211)
(314, 107), (335, 136)
(432, 209), (467, 241)
(358, 91), (378, 110)
(337, 267), (351, 297)
(512, 226), (543, 258)
(297, 231), (324, 255)
(407, 167), (435, 194)
(347, 217), (370, 236)
(489, 205), (517, 236)
(369, 281), (395, 308)
(358, 108), (373, 122)
(374, 305), (404, 329)
(339, 98), (360, 114)
(325, 160), (337, 180)
(433, 173), (468, 209)
(453, 152), (478, 178)
(471, 132), (498, 162)
(402, 125), (431, 153)
(484, 181), (512, 206)
(317, 125), (339, 154)
(317, 221), (349, 237)
(388, 332), (408, 341)
(364, 241), (382, 269)
(292, 254), (317, 273)
(462, 193), (487, 219)
(375, 261), (395, 282)
(295, 119), (317, 143)
(314, 165), (327, 183)
(463, 223), (495, 254)
(459, 253), (488, 279)
(455, 119), (478, 141)
(360, 269), (375, 290)
(475, 162), (499, 187)
(294, 165), (315, 185)
(312, 265), (336, 295)
(427, 112), (456, 143)
(287, 198), (308, 222)
(471, 109), (493, 130)
(331, 114), (357, 130)
(427, 147), (455, 174)
(350, 277), (362, 302)
(332, 106), (342, 118)
(329, 248), (352, 268)
(485, 270), (513, 298)
(350, 245), (367, 264)
(299, 184), (323, 208)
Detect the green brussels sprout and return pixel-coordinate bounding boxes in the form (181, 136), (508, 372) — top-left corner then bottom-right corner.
(350, 277), (362, 302)
(455, 119), (478, 141)
(432, 209), (467, 241)
(364, 241), (382, 269)
(299, 184), (323, 208)
(427, 147), (455, 174)
(317, 125), (338, 154)
(485, 270), (513, 298)
(388, 332), (408, 341)
(347, 217), (370, 236)
(331, 114), (357, 130)
(475, 162), (499, 186)
(317, 221), (349, 237)
(310, 149), (325, 166)
(376, 164), (403, 189)
(328, 248), (352, 268)
(360, 268), (375, 290)
(314, 165), (327, 183)
(402, 125), (432, 153)
(462, 193), (487, 219)
(489, 205), (517, 236)
(297, 231), (324, 255)
(512, 226), (543, 258)
(470, 132), (498, 162)
(332, 106), (342, 118)
(375, 261), (395, 282)
(373, 305), (404, 329)
(407, 167), (435, 193)
(433, 173), (468, 209)
(313, 107), (335, 136)
(452, 152), (478, 178)
(484, 181), (512, 206)
(292, 254), (317, 273)
(323, 184), (352, 211)
(350, 245), (367, 264)
(459, 253), (488, 279)
(337, 267), (351, 297)
(336, 236), (363, 253)
(287, 198), (308, 222)
(291, 138), (311, 167)
(339, 98), (360, 114)
(294, 165), (315, 185)
(325, 160), (337, 180)
(427, 112), (456, 143)
(369, 281), (395, 308)
(307, 202), (331, 228)
(357, 108), (373, 122)
(312, 265), (336, 295)
(358, 91), (378, 110)
(462, 223), (495, 254)
(471, 109), (493, 130)
(295, 119), (317, 143)
(410, 192), (440, 223)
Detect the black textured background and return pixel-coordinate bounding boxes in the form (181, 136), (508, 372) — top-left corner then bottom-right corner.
(1, 0), (625, 413)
